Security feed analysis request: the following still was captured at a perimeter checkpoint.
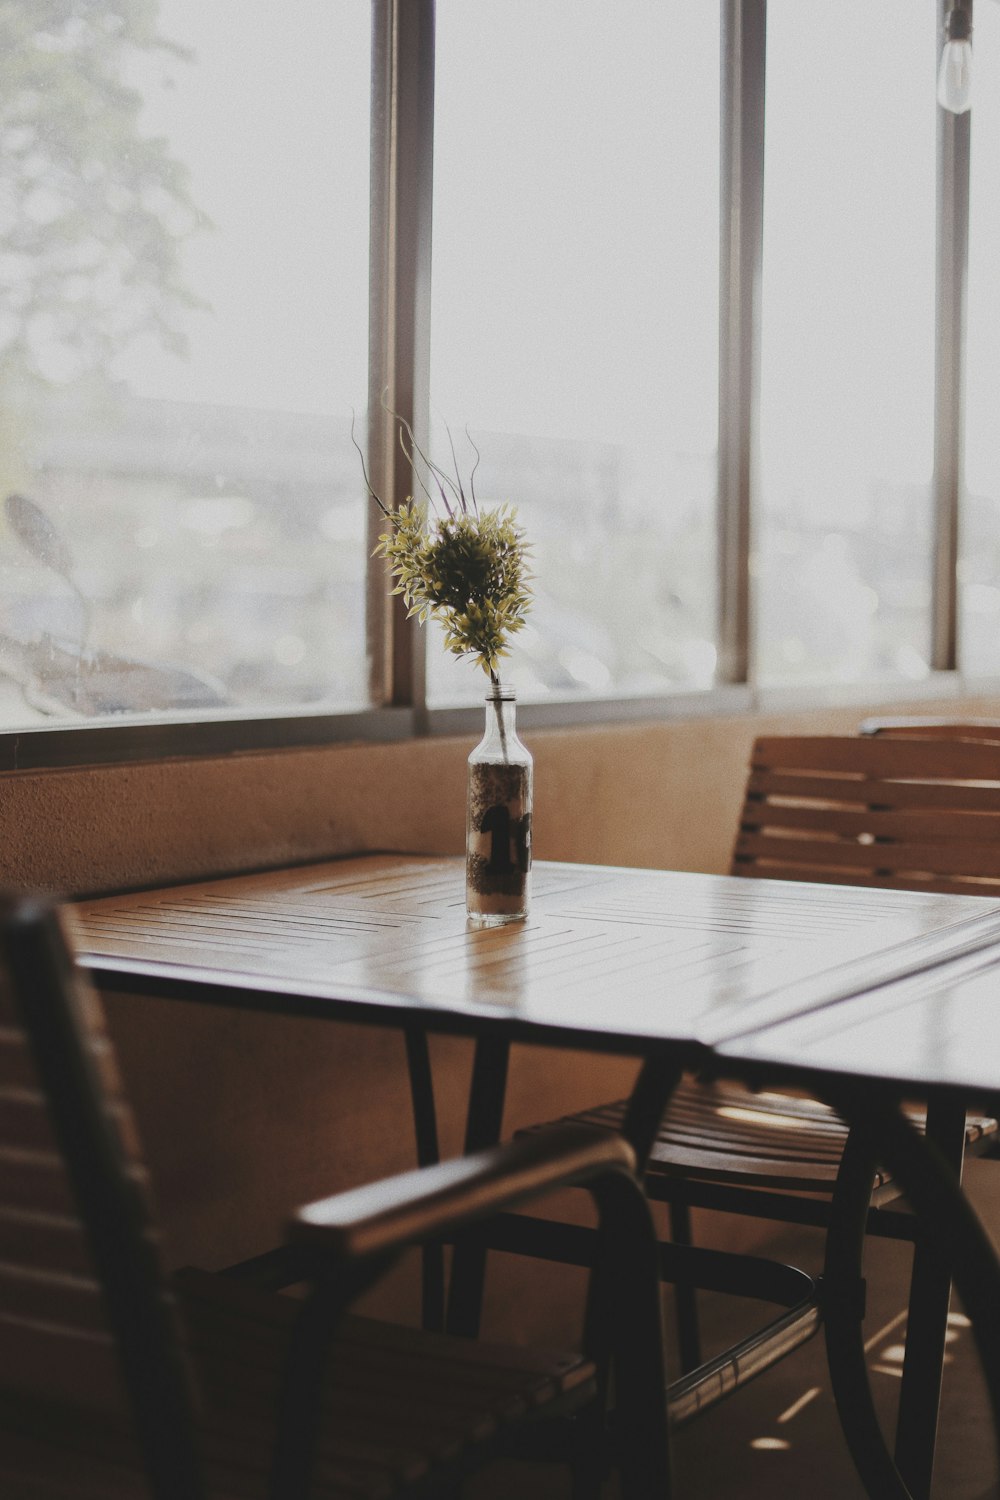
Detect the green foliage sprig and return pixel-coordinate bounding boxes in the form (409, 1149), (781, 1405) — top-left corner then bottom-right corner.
(355, 412), (532, 681)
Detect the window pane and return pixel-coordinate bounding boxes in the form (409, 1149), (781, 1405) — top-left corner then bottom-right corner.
(962, 0), (1000, 672)
(427, 0), (719, 704)
(756, 1), (935, 686)
(0, 1), (369, 728)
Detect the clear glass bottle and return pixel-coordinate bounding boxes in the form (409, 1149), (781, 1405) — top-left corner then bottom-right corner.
(466, 682), (532, 926)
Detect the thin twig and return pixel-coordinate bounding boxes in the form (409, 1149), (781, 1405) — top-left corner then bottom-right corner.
(444, 423), (468, 513)
(489, 671), (509, 763)
(397, 427), (441, 512)
(350, 409), (391, 518)
(465, 427), (482, 516)
(380, 390), (464, 508)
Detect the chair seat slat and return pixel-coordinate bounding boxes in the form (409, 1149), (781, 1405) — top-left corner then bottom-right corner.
(176, 1268), (585, 1382)
(555, 1080), (995, 1194)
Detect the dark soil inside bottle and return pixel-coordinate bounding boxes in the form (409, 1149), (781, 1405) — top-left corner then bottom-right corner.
(466, 762), (531, 909)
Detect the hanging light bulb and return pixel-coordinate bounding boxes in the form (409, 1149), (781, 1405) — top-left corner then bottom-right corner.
(938, 4), (973, 114)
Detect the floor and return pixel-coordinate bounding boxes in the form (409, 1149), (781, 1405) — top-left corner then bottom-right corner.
(468, 1157), (999, 1499)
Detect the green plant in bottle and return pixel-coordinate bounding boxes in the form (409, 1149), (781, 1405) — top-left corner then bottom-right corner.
(356, 412), (534, 925)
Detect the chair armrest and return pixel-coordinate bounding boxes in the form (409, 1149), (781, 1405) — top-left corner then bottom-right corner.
(292, 1122), (636, 1262)
(277, 1123), (669, 1500)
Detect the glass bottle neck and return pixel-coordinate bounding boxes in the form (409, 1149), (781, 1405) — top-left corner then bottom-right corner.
(480, 684), (522, 759)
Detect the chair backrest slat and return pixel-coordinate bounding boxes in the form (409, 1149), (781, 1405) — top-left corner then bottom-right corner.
(0, 1204), (97, 1277)
(750, 733), (1000, 781)
(746, 768), (1000, 814)
(744, 802), (1000, 844)
(733, 735), (1000, 893)
(0, 1259), (107, 1331)
(0, 1027), (36, 1089)
(0, 1142), (81, 1217)
(0, 977), (137, 1412)
(0, 899), (206, 1499)
(859, 716), (1000, 742)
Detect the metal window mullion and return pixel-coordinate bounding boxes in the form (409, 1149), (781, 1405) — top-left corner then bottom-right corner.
(367, 0), (435, 712)
(717, 0), (766, 686)
(931, 0), (971, 673)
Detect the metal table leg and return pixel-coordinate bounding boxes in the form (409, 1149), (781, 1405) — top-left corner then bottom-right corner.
(445, 1034), (511, 1335)
(823, 1100), (912, 1500)
(894, 1098), (967, 1499)
(404, 1025), (445, 1330)
(824, 1084), (1000, 1499)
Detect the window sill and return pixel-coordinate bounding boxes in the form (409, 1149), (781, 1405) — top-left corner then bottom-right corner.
(1, 670), (997, 773)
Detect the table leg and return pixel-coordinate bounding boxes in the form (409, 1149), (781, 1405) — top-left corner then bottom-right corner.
(446, 1043), (680, 1492)
(826, 1085), (1000, 1499)
(894, 1098), (967, 1500)
(621, 1054), (691, 1372)
(668, 1199), (703, 1373)
(445, 1035), (511, 1336)
(445, 1044), (683, 1339)
(871, 1095), (1000, 1417)
(404, 1026), (445, 1331)
(823, 1104), (911, 1500)
(621, 1053), (684, 1171)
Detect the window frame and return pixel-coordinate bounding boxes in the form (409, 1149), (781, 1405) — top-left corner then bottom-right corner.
(0, 0), (986, 773)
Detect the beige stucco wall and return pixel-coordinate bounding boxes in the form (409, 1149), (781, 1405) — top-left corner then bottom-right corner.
(9, 694), (998, 897)
(2, 693), (996, 1332)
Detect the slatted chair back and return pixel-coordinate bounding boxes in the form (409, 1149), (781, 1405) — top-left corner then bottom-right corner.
(731, 734), (1000, 897)
(859, 716), (1000, 742)
(0, 897), (204, 1498)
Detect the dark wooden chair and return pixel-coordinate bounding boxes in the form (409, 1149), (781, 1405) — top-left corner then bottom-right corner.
(0, 895), (668, 1500)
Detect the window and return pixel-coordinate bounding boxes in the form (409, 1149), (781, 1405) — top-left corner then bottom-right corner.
(428, 0), (719, 705)
(757, 0), (935, 686)
(963, 0), (1000, 673)
(0, 1), (987, 757)
(0, 0), (370, 730)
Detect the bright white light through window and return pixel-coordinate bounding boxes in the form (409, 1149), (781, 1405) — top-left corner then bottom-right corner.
(963, 0), (1000, 674)
(756, 0), (936, 687)
(0, 1), (370, 728)
(427, 0), (720, 705)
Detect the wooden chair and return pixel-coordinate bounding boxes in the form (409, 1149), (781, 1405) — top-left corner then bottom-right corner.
(0, 894), (669, 1500)
(568, 734), (999, 1194)
(535, 734), (1000, 1495)
(632, 732), (1000, 1201)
